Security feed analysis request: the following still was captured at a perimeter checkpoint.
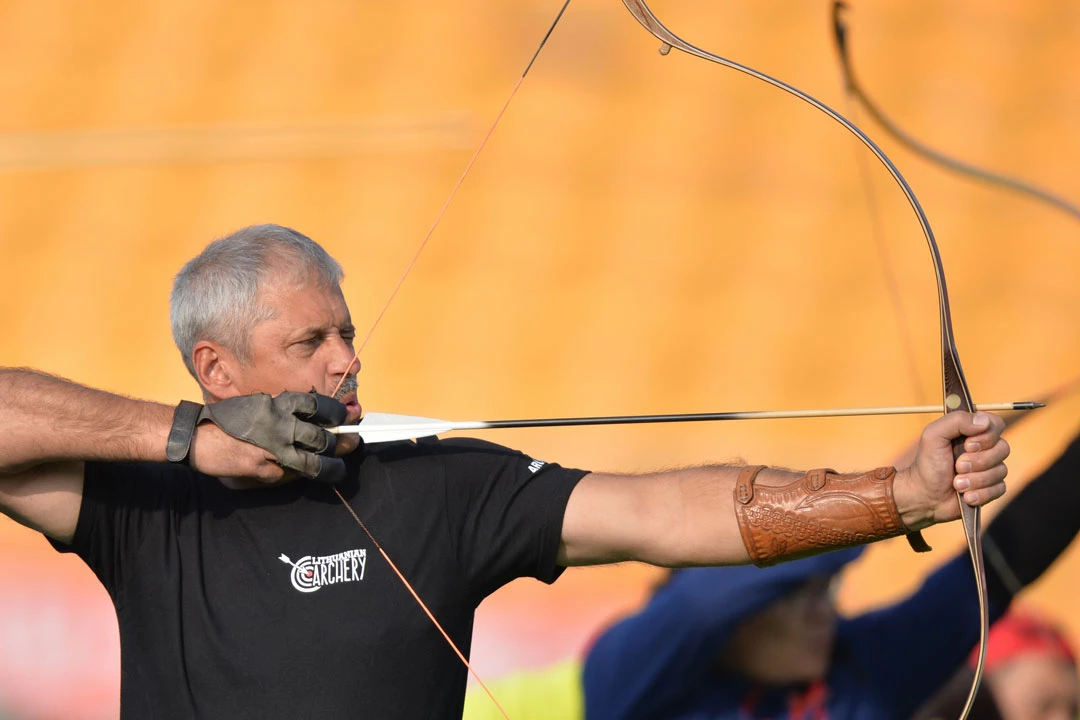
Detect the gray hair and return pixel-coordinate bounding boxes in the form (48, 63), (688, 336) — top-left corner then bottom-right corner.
(170, 224), (344, 379)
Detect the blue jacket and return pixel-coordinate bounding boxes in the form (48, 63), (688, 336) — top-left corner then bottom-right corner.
(583, 547), (1002, 720)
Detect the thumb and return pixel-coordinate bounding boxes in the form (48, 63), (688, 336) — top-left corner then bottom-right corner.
(926, 411), (991, 446)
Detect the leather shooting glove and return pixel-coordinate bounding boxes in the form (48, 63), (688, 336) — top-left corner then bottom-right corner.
(166, 391), (348, 484)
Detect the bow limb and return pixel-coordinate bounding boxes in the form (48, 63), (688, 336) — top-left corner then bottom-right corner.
(831, 1), (1080, 223)
(619, 2), (986, 717)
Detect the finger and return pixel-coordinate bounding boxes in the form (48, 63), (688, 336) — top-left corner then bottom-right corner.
(317, 431), (338, 457)
(277, 446), (324, 479)
(301, 393), (347, 427)
(277, 447), (347, 484)
(292, 419), (334, 455)
(956, 438), (1011, 474)
(312, 457), (346, 484)
(960, 477), (1007, 508)
(961, 413), (1006, 452)
(953, 411), (995, 438)
(273, 391), (319, 419)
(954, 461), (1008, 493)
(922, 411), (984, 448)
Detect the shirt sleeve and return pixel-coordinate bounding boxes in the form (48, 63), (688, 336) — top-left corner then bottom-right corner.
(49, 461), (188, 604)
(429, 437), (586, 600)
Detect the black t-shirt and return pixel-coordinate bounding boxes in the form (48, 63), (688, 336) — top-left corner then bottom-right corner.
(52, 437), (586, 719)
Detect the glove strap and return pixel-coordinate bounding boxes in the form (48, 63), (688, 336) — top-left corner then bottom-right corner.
(166, 400), (205, 464)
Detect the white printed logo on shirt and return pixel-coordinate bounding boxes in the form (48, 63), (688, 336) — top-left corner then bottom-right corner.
(277, 549), (367, 594)
(527, 460), (546, 474)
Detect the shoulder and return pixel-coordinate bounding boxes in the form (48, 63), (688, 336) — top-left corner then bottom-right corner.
(353, 438), (585, 500)
(362, 437), (533, 467)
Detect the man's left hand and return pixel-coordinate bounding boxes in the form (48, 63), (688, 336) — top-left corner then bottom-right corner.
(893, 411), (1010, 531)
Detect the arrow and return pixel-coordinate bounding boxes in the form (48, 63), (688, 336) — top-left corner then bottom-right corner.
(329, 402), (1044, 443)
(279, 554), (313, 578)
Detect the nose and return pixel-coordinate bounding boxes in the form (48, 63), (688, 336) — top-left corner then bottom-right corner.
(328, 336), (360, 379)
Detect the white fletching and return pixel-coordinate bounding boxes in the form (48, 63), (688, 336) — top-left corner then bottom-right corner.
(333, 412), (487, 443)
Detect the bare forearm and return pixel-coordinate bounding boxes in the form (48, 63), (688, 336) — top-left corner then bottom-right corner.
(564, 464), (920, 568)
(0, 368), (172, 472)
(562, 465), (760, 567)
(636, 464), (751, 567)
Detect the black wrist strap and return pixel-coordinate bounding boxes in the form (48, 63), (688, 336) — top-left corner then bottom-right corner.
(166, 400), (205, 464)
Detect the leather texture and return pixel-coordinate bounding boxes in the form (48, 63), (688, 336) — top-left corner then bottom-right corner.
(167, 391), (348, 483)
(165, 400), (205, 464)
(734, 465), (906, 567)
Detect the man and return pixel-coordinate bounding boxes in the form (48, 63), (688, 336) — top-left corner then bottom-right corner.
(0, 224), (1009, 719)
(582, 430), (1080, 720)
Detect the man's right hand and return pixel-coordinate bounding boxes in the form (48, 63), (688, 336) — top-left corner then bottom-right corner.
(178, 392), (349, 486)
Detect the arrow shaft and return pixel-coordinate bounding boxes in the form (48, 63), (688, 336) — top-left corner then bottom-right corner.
(329, 401), (1041, 437)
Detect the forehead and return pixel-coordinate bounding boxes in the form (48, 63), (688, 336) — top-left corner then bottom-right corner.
(255, 270), (351, 328)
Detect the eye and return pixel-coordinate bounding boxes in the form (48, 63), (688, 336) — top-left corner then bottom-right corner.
(292, 336), (323, 352)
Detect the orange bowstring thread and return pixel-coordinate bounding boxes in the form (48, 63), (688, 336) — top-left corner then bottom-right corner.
(333, 487), (513, 719)
(333, 0), (573, 399)
(329, 4), (574, 718)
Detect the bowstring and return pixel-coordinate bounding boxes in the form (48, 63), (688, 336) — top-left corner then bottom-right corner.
(328, 5), (574, 717)
(333, 0), (574, 394)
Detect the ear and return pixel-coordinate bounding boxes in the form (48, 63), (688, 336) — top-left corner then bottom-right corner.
(191, 341), (240, 399)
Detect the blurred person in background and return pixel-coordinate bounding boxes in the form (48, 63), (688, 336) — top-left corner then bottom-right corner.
(0, 224), (1010, 720)
(914, 608), (1079, 720)
(580, 429), (1080, 720)
(980, 611), (1079, 720)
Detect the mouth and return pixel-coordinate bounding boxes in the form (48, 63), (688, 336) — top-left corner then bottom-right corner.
(343, 397), (362, 423)
(333, 377), (362, 423)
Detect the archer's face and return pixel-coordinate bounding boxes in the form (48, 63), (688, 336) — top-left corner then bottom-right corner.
(227, 270), (363, 428)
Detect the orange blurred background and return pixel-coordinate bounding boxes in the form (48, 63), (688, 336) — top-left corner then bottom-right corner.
(0, 1), (1077, 718)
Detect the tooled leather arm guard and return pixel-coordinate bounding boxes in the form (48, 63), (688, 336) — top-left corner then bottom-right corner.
(734, 465), (912, 567)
